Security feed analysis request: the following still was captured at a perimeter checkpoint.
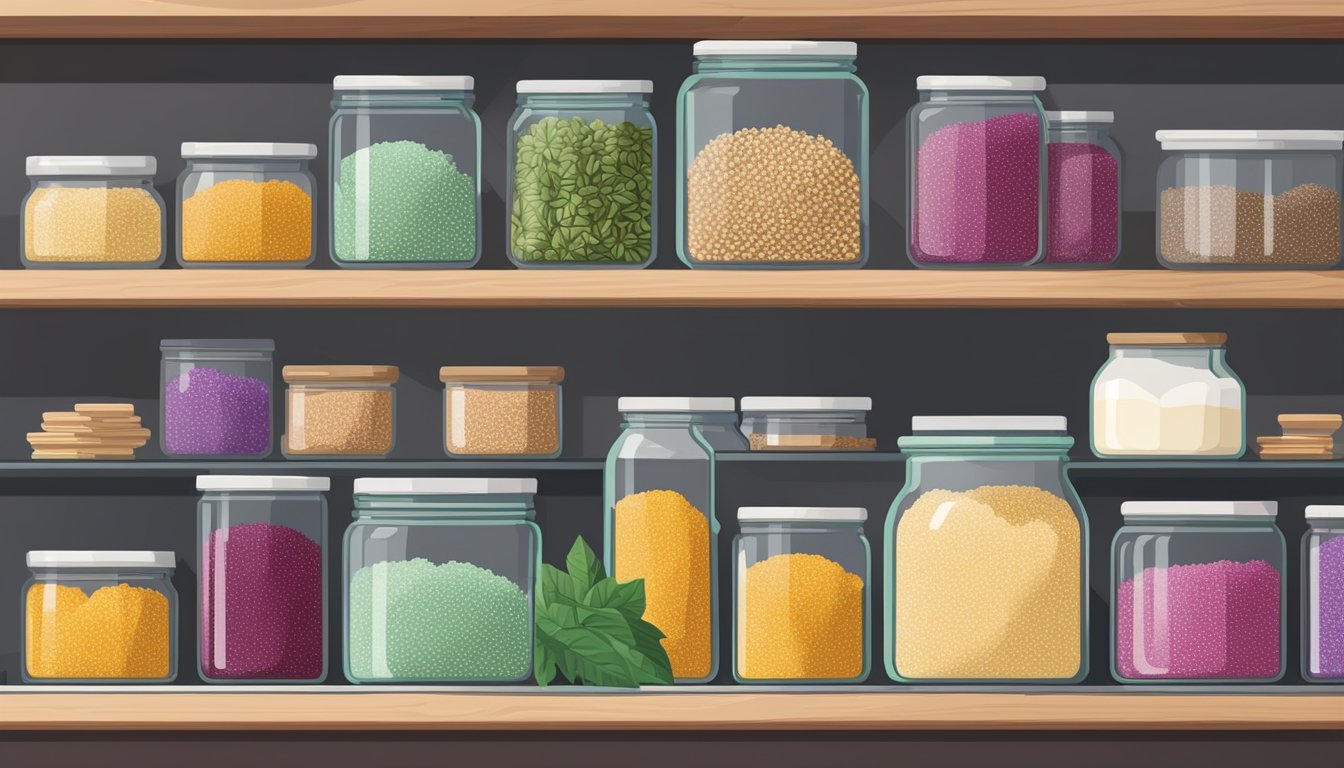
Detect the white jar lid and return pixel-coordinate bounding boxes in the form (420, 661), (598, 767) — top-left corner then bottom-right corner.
(1122, 501), (1278, 519)
(1306, 505), (1344, 520)
(26, 155), (156, 176)
(740, 397), (871, 412)
(334, 75), (474, 91)
(181, 142), (318, 159)
(738, 506), (867, 523)
(1155, 130), (1344, 151)
(1047, 111), (1115, 124)
(618, 397), (736, 412)
(353, 478), (538, 496)
(197, 475), (330, 492)
(517, 80), (653, 94)
(916, 75), (1047, 92)
(912, 415), (1067, 432)
(28, 551), (175, 569)
(694, 40), (857, 57)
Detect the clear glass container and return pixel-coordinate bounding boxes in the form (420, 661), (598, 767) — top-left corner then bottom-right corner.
(605, 397), (719, 682)
(330, 75), (482, 268)
(343, 478), (540, 683)
(734, 507), (870, 684)
(22, 155), (165, 268)
(885, 416), (1088, 683)
(1045, 111), (1122, 265)
(908, 76), (1047, 267)
(677, 41), (868, 268)
(161, 339), (275, 459)
(739, 396), (874, 451)
(177, 142), (317, 267)
(1304, 505), (1344, 682)
(283, 365), (398, 458)
(1091, 333), (1245, 458)
(1155, 130), (1343, 269)
(1112, 501), (1285, 683)
(508, 80), (656, 268)
(198, 476), (328, 683)
(440, 366), (563, 458)
(23, 550), (177, 683)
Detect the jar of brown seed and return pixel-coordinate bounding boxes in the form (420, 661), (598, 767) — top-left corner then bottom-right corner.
(282, 365), (398, 458)
(440, 366), (563, 458)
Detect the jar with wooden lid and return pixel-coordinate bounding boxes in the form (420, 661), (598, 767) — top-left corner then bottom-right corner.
(440, 366), (563, 458)
(283, 365), (398, 458)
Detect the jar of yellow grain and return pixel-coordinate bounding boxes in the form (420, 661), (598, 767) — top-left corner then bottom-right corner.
(177, 142), (316, 267)
(440, 366), (563, 458)
(22, 155), (165, 268)
(283, 365), (398, 458)
(885, 416), (1088, 684)
(23, 550), (177, 683)
(734, 507), (869, 684)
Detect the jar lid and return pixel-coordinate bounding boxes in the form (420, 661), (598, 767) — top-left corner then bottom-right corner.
(27, 551), (175, 569)
(1106, 332), (1227, 347)
(693, 40), (857, 57)
(738, 506), (867, 523)
(740, 396), (870, 412)
(181, 142), (318, 160)
(618, 397), (736, 412)
(911, 415), (1067, 432)
(1155, 130), (1344, 151)
(26, 155), (157, 177)
(284, 365), (400, 384)
(517, 80), (653, 94)
(1307, 505), (1344, 520)
(353, 478), (538, 496)
(196, 475), (331, 492)
(333, 75), (474, 91)
(1047, 111), (1115, 124)
(1122, 501), (1278, 519)
(161, 338), (276, 352)
(439, 366), (564, 384)
(916, 75), (1047, 92)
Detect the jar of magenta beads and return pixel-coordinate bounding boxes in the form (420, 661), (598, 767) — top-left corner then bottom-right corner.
(1045, 111), (1121, 265)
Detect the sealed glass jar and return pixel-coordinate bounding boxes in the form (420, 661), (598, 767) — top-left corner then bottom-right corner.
(605, 397), (719, 682)
(1304, 505), (1344, 682)
(161, 339), (275, 458)
(283, 365), (398, 458)
(908, 76), (1047, 267)
(740, 396), (874, 451)
(677, 41), (868, 267)
(344, 478), (540, 683)
(198, 475), (328, 683)
(177, 142), (317, 267)
(734, 507), (870, 684)
(22, 155), (165, 268)
(1091, 333), (1244, 458)
(330, 75), (481, 267)
(24, 550), (177, 683)
(508, 80), (655, 268)
(885, 416), (1087, 683)
(440, 366), (562, 458)
(1113, 501), (1285, 683)
(1045, 111), (1121, 265)
(1155, 130), (1343, 268)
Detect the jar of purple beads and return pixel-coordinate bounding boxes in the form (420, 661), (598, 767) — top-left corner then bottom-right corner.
(160, 339), (274, 458)
(1304, 505), (1344, 683)
(1044, 111), (1121, 265)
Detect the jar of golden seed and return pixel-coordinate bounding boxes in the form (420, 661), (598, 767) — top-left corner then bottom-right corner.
(283, 365), (398, 458)
(439, 366), (563, 458)
(22, 155), (165, 268)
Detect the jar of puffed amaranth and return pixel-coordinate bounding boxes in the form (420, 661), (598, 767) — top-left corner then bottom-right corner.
(283, 366), (398, 458)
(440, 366), (563, 458)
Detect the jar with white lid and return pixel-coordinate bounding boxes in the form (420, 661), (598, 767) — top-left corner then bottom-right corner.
(1112, 501), (1285, 683)
(740, 396), (874, 451)
(177, 142), (317, 267)
(1045, 111), (1121, 265)
(1303, 505), (1344, 682)
(283, 365), (398, 458)
(22, 155), (165, 268)
(908, 76), (1047, 267)
(1155, 130), (1343, 268)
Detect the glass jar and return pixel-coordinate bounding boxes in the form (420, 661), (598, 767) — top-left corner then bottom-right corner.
(1112, 501), (1285, 683)
(23, 550), (177, 683)
(22, 155), (165, 268)
(330, 75), (481, 268)
(885, 416), (1088, 683)
(508, 80), (656, 268)
(1304, 505), (1344, 682)
(1045, 111), (1121, 265)
(177, 142), (317, 267)
(1091, 333), (1245, 458)
(161, 339), (275, 458)
(198, 475), (328, 683)
(1155, 130), (1343, 268)
(734, 507), (870, 684)
(677, 41), (868, 268)
(908, 76), (1047, 267)
(343, 478), (540, 683)
(685, 398), (749, 452)
(605, 397), (719, 682)
(739, 396), (874, 451)
(283, 365), (398, 458)
(440, 366), (563, 458)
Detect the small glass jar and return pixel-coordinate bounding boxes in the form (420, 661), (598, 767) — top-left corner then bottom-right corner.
(739, 397), (874, 451)
(1045, 111), (1121, 265)
(677, 41), (868, 267)
(22, 155), (165, 268)
(508, 80), (656, 268)
(908, 76), (1047, 267)
(1091, 333), (1245, 458)
(734, 506), (870, 684)
(343, 477), (540, 683)
(1155, 130), (1343, 268)
(283, 365), (398, 458)
(440, 366), (562, 458)
(198, 475), (328, 683)
(161, 339), (275, 458)
(330, 75), (481, 268)
(1304, 505), (1344, 682)
(23, 550), (177, 683)
(1112, 501), (1285, 683)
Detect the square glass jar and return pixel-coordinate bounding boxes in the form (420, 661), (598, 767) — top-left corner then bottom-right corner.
(440, 366), (563, 458)
(283, 365), (398, 458)
(22, 155), (165, 268)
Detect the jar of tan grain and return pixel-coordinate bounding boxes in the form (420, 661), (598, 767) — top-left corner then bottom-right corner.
(282, 365), (398, 458)
(440, 366), (563, 458)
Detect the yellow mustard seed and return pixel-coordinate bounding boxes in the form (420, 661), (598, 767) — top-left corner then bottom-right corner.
(741, 552), (864, 680)
(24, 186), (162, 263)
(26, 582), (171, 679)
(181, 178), (311, 262)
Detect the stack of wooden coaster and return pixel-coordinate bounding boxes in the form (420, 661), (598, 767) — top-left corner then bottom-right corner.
(1256, 414), (1343, 460)
(28, 404), (151, 460)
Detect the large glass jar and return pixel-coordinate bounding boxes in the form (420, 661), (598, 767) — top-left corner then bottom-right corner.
(908, 76), (1047, 267)
(161, 339), (275, 458)
(283, 365), (398, 458)
(605, 397), (719, 682)
(508, 80), (656, 268)
(885, 416), (1088, 683)
(1045, 111), (1121, 265)
(343, 477), (540, 683)
(677, 41), (868, 268)
(1091, 332), (1245, 458)
(1304, 505), (1344, 682)
(1112, 501), (1285, 683)
(330, 75), (481, 268)
(22, 155), (165, 268)
(198, 475), (328, 683)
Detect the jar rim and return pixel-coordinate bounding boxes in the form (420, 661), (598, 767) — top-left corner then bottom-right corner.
(26, 155), (156, 177)
(1121, 501), (1277, 520)
(197, 475), (330, 493)
(181, 142), (317, 160)
(284, 365), (399, 384)
(353, 477), (538, 496)
(1106, 332), (1226, 347)
(1155, 129), (1344, 151)
(1047, 110), (1114, 124)
(618, 396), (734, 413)
(917, 75), (1046, 92)
(334, 74), (474, 92)
(517, 79), (652, 95)
(27, 550), (175, 570)
(738, 506), (867, 523)
(161, 338), (275, 352)
(694, 40), (856, 57)
(440, 366), (564, 384)
(741, 396), (870, 412)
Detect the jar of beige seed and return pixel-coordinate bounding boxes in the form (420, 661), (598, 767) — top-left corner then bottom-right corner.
(282, 366), (398, 458)
(440, 366), (563, 458)
(22, 156), (165, 268)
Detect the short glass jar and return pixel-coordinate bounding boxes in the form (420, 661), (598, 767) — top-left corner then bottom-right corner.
(23, 550), (177, 683)
(161, 339), (275, 458)
(440, 366), (562, 458)
(1303, 505), (1344, 682)
(198, 475), (329, 683)
(1045, 111), (1121, 265)
(1112, 501), (1285, 683)
(740, 396), (874, 451)
(22, 155), (165, 268)
(283, 365), (398, 458)
(734, 506), (870, 684)
(177, 142), (317, 267)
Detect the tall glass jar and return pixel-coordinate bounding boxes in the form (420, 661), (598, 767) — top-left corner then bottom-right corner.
(22, 155), (165, 268)
(605, 397), (719, 682)
(161, 339), (275, 458)
(1304, 505), (1344, 682)
(1045, 111), (1122, 265)
(677, 41), (868, 268)
(330, 75), (481, 268)
(508, 80), (656, 268)
(885, 416), (1088, 683)
(908, 76), (1047, 267)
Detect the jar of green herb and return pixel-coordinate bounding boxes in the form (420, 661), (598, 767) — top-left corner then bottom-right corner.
(507, 80), (656, 268)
